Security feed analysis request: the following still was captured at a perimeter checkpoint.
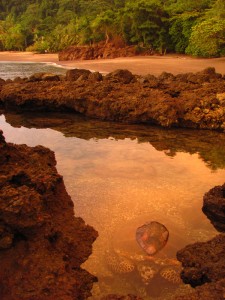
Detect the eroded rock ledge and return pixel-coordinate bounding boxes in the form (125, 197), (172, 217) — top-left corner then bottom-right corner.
(58, 42), (154, 61)
(175, 183), (225, 300)
(0, 67), (225, 131)
(0, 130), (98, 300)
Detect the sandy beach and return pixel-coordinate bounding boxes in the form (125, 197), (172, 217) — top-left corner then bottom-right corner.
(0, 51), (225, 76)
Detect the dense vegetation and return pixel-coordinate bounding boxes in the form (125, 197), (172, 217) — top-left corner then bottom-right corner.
(0, 0), (224, 57)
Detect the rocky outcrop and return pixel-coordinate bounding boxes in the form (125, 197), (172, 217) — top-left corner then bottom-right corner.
(202, 183), (225, 232)
(58, 42), (151, 61)
(175, 182), (225, 300)
(0, 67), (225, 131)
(0, 130), (98, 300)
(174, 279), (225, 300)
(101, 295), (143, 300)
(177, 234), (225, 287)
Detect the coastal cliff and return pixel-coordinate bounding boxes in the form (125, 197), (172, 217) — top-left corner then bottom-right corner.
(58, 42), (142, 61)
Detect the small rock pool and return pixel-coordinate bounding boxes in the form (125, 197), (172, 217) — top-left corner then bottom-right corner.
(1, 111), (225, 299)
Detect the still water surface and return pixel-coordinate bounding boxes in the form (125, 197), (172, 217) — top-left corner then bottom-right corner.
(0, 63), (225, 299)
(1, 111), (225, 299)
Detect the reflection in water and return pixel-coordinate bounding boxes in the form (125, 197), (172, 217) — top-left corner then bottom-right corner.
(1, 112), (225, 299)
(3, 111), (225, 170)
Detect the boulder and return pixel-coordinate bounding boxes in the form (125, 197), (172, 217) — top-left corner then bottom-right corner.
(202, 183), (225, 232)
(65, 68), (91, 81)
(176, 182), (225, 300)
(29, 72), (60, 82)
(88, 71), (103, 82)
(104, 69), (135, 84)
(101, 295), (143, 300)
(177, 234), (225, 287)
(13, 77), (25, 83)
(0, 130), (98, 300)
(173, 279), (225, 300)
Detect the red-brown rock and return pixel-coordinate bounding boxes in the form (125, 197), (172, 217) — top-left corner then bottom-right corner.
(0, 68), (225, 131)
(0, 130), (98, 300)
(202, 183), (225, 232)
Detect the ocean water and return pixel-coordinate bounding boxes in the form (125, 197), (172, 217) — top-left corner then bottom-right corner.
(0, 61), (67, 80)
(0, 64), (224, 299)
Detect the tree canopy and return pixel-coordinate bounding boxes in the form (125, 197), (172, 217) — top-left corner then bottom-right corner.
(0, 0), (224, 57)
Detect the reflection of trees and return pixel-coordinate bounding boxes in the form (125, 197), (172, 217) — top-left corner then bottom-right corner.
(3, 111), (225, 171)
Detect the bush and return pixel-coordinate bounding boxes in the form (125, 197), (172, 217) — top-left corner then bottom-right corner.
(186, 18), (225, 57)
(26, 39), (49, 53)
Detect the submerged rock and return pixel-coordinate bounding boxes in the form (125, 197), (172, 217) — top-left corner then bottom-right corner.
(136, 221), (169, 255)
(105, 249), (135, 274)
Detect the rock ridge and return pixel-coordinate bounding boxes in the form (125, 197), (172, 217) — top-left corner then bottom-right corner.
(0, 130), (98, 300)
(175, 183), (225, 300)
(0, 67), (225, 131)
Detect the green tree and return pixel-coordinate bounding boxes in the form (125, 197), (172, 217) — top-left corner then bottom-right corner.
(186, 18), (225, 57)
(91, 9), (118, 44)
(122, 0), (169, 52)
(169, 12), (199, 53)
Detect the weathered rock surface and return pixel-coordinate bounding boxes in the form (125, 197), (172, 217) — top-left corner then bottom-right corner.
(175, 182), (225, 300)
(0, 130), (98, 300)
(174, 279), (225, 300)
(177, 234), (225, 287)
(202, 183), (225, 232)
(58, 42), (151, 61)
(101, 295), (143, 300)
(0, 67), (225, 131)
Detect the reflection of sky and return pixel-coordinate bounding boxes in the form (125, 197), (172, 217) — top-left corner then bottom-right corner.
(1, 113), (224, 234)
(1, 114), (225, 299)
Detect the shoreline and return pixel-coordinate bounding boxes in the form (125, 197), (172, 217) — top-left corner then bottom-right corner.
(1, 67), (225, 132)
(0, 53), (225, 299)
(0, 51), (225, 76)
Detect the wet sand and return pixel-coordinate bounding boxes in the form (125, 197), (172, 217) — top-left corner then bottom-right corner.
(0, 51), (225, 76)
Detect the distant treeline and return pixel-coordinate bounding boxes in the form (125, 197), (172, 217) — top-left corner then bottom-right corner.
(0, 0), (225, 57)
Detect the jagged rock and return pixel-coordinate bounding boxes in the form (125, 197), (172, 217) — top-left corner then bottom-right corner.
(29, 72), (60, 82)
(175, 180), (225, 300)
(0, 68), (225, 131)
(58, 42), (141, 61)
(0, 78), (5, 84)
(104, 69), (136, 84)
(173, 279), (225, 300)
(177, 234), (225, 287)
(0, 130), (98, 300)
(88, 71), (103, 82)
(101, 295), (143, 300)
(0, 224), (14, 249)
(5, 79), (12, 84)
(13, 77), (25, 83)
(158, 72), (175, 81)
(202, 183), (225, 232)
(216, 93), (225, 106)
(65, 68), (91, 81)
